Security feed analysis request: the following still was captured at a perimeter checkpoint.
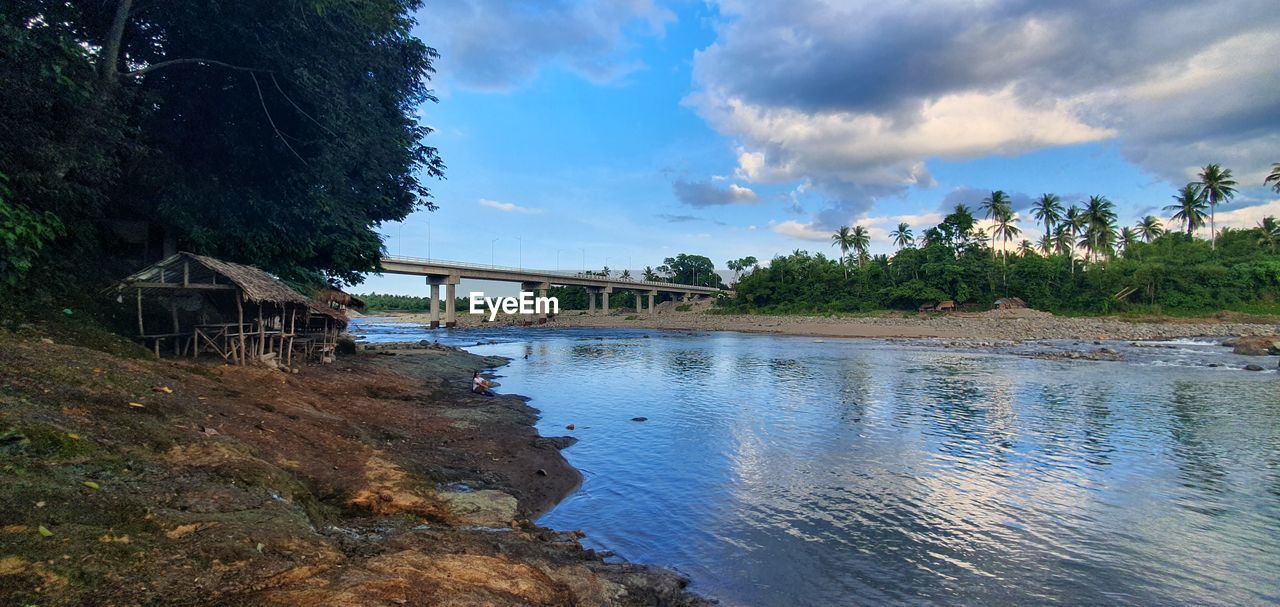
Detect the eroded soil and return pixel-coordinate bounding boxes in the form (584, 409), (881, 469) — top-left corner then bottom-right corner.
(0, 332), (708, 606)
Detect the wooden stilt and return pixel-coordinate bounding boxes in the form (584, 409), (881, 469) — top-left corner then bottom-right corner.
(170, 300), (180, 356)
(136, 288), (144, 336)
(236, 295), (246, 366)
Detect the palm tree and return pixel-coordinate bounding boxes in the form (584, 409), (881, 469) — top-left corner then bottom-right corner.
(1266, 163), (1280, 193)
(1030, 193), (1063, 249)
(991, 208), (1021, 261)
(831, 226), (855, 277)
(1079, 195), (1118, 262)
(1062, 205), (1084, 274)
(1197, 164), (1237, 249)
(642, 266), (658, 282)
(1117, 227), (1138, 254)
(1257, 216), (1280, 252)
(1053, 225), (1074, 258)
(1136, 215), (1165, 242)
(980, 190), (1012, 256)
(1164, 183), (1208, 235)
(1018, 240), (1035, 256)
(890, 222), (914, 249)
(851, 225), (871, 269)
(1037, 234), (1053, 256)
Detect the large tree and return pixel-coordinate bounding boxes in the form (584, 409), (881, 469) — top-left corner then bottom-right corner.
(657, 254), (724, 288)
(1, 0), (444, 288)
(1165, 184), (1209, 235)
(1030, 193), (1063, 250)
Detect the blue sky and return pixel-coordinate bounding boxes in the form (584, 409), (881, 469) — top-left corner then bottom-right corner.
(362, 0), (1279, 296)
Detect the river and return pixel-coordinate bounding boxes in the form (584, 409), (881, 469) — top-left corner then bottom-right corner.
(353, 319), (1280, 606)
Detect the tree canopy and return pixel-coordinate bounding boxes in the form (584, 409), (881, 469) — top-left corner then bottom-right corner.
(1, 0), (443, 292)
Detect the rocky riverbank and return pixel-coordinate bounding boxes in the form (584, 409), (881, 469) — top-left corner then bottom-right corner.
(377, 304), (1280, 342)
(0, 327), (710, 606)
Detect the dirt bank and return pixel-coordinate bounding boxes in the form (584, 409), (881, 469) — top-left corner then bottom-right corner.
(0, 328), (709, 606)
(379, 304), (1279, 342)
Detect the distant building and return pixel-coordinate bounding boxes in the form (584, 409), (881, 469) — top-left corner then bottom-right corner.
(994, 297), (1027, 310)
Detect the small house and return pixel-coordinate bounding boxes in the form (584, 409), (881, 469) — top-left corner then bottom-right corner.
(994, 297), (1027, 310)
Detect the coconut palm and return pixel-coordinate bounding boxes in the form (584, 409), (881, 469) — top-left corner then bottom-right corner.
(1266, 163), (1280, 193)
(890, 222), (914, 249)
(1030, 193), (1063, 249)
(1018, 240), (1036, 256)
(1197, 164), (1237, 249)
(1037, 234), (1053, 256)
(851, 225), (871, 269)
(991, 208), (1021, 261)
(1164, 183), (1208, 235)
(1258, 216), (1280, 252)
(1117, 226), (1138, 254)
(1078, 195), (1118, 262)
(980, 190), (1012, 256)
(831, 226), (855, 277)
(1136, 215), (1165, 242)
(1062, 205), (1085, 274)
(1053, 225), (1075, 258)
(642, 266), (658, 282)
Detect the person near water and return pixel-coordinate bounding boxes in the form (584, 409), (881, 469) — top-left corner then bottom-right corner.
(472, 371), (494, 396)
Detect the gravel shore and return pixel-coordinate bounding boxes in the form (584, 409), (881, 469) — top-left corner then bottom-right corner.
(376, 304), (1280, 342)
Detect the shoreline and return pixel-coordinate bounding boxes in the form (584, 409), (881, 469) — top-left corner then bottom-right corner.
(0, 330), (711, 606)
(366, 306), (1280, 342)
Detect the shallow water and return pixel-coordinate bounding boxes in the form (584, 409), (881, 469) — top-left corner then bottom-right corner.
(354, 320), (1280, 606)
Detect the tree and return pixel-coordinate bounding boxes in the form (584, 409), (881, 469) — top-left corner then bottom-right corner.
(980, 190), (1012, 256)
(1266, 163), (1280, 193)
(620, 269), (632, 280)
(2, 0), (445, 288)
(727, 256), (758, 282)
(1117, 227), (1138, 254)
(658, 254), (723, 288)
(1079, 195), (1117, 262)
(1197, 164), (1237, 249)
(642, 266), (658, 281)
(991, 208), (1021, 261)
(1031, 193), (1063, 251)
(1165, 183), (1208, 235)
(1257, 216), (1280, 252)
(1136, 216), (1165, 242)
(851, 226), (871, 268)
(942, 204), (977, 249)
(890, 222), (914, 249)
(1017, 240), (1036, 256)
(831, 226), (855, 277)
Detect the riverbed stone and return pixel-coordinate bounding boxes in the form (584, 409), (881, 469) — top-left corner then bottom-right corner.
(439, 489), (519, 526)
(1231, 336), (1280, 356)
(1244, 364), (1265, 371)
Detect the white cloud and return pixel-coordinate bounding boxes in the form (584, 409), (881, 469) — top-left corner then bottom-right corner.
(478, 198), (542, 214)
(772, 219), (831, 241)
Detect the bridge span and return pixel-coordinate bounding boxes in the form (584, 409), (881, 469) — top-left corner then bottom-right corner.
(379, 255), (725, 327)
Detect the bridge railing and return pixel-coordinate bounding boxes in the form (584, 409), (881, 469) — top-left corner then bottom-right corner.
(380, 255), (723, 291)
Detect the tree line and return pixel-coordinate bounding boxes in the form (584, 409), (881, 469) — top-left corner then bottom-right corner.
(726, 163), (1280, 315)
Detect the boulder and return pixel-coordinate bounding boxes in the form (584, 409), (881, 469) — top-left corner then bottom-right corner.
(438, 489), (519, 526)
(1231, 336), (1280, 356)
(1244, 364), (1264, 371)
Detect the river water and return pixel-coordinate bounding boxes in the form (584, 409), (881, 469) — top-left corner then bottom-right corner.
(353, 320), (1280, 606)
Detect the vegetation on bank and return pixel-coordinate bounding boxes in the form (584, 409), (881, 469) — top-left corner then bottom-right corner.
(1, 0), (441, 302)
(723, 166), (1280, 316)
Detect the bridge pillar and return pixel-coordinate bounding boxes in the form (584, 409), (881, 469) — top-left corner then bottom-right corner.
(647, 291), (657, 315)
(636, 291), (643, 314)
(444, 283), (456, 327)
(588, 289), (596, 314)
(426, 274), (459, 328)
(602, 290), (610, 315)
(522, 281), (551, 323)
(428, 283), (440, 328)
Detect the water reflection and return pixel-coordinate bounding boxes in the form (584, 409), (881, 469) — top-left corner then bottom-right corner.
(353, 322), (1280, 607)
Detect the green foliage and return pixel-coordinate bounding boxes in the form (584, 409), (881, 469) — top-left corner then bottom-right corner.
(359, 293), (467, 313)
(1, 0), (443, 296)
(0, 175), (64, 287)
(723, 219), (1280, 316)
(656, 254), (725, 288)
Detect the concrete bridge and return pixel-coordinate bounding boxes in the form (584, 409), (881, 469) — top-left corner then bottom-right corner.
(379, 255), (725, 327)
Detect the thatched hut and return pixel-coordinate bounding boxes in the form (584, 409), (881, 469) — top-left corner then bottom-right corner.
(994, 297), (1027, 310)
(109, 252), (344, 365)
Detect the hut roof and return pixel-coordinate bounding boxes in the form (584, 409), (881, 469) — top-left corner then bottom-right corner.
(114, 252), (310, 305)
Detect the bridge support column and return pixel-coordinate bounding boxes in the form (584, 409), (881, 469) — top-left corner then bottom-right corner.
(522, 281), (550, 324)
(602, 290), (610, 315)
(636, 291), (642, 314)
(444, 283), (456, 327)
(588, 289), (596, 314)
(428, 283), (440, 328)
(427, 274), (459, 328)
(648, 291), (657, 315)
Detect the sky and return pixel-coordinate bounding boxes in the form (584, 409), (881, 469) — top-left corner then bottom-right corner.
(362, 0), (1280, 296)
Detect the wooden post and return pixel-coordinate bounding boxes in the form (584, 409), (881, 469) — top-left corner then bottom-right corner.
(136, 288), (144, 336)
(257, 306), (265, 359)
(236, 294), (246, 366)
(183, 261), (189, 287)
(170, 299), (180, 356)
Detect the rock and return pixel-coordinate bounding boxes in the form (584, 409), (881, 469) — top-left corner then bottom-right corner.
(438, 489), (518, 526)
(535, 468), (547, 476)
(631, 416), (648, 422)
(1231, 336), (1279, 356)
(1244, 364), (1264, 371)
(565, 423), (575, 430)
(39, 338), (54, 345)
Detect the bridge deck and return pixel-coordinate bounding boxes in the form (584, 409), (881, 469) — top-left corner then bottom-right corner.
(379, 255), (723, 295)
